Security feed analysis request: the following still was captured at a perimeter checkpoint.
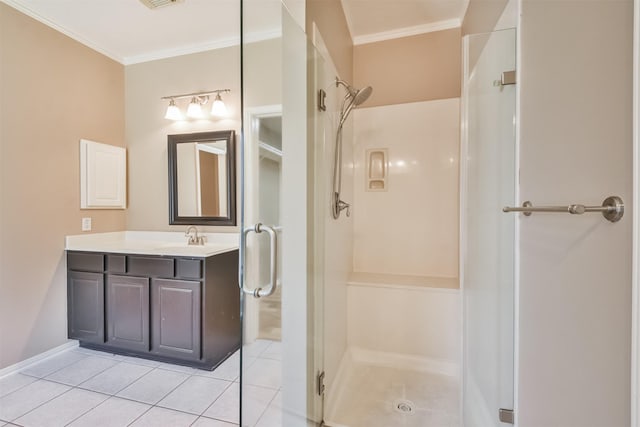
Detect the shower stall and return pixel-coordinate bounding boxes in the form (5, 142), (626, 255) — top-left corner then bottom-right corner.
(239, 1), (517, 425)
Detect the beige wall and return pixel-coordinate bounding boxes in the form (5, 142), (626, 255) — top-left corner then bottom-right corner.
(306, 0), (353, 82)
(353, 28), (461, 108)
(243, 39), (283, 109)
(518, 1), (632, 425)
(125, 39), (280, 232)
(125, 46), (241, 232)
(462, 0), (509, 35)
(0, 3), (125, 369)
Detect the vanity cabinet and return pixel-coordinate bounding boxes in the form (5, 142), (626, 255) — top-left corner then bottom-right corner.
(66, 249), (240, 370)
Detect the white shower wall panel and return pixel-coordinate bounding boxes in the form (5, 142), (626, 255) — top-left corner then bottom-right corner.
(347, 282), (461, 365)
(352, 98), (460, 278)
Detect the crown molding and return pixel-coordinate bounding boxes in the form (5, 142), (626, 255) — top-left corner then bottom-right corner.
(123, 29), (281, 65)
(353, 18), (461, 46)
(123, 38), (239, 65)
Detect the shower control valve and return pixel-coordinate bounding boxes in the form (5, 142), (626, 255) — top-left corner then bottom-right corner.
(338, 199), (351, 217)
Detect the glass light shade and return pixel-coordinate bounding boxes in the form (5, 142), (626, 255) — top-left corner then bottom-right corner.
(164, 100), (183, 121)
(210, 94), (227, 117)
(186, 97), (204, 118)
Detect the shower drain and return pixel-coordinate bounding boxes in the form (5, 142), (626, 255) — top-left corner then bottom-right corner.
(393, 399), (415, 415)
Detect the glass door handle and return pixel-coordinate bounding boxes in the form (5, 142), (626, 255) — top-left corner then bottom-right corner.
(240, 223), (278, 298)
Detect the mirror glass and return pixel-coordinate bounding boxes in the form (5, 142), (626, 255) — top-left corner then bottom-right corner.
(168, 130), (236, 225)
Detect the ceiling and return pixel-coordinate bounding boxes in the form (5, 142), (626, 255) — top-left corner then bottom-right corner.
(0, 0), (280, 64)
(1, 0), (468, 64)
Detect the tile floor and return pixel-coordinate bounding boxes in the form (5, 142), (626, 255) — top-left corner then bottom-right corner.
(0, 340), (282, 427)
(258, 287), (281, 342)
(326, 362), (460, 427)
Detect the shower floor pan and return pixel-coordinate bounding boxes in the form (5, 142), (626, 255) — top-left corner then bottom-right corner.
(324, 359), (460, 427)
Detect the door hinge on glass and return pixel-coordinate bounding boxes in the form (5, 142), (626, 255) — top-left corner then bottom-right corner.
(494, 70), (516, 87)
(499, 408), (515, 424)
(318, 89), (327, 112)
(501, 70), (516, 85)
(317, 371), (325, 396)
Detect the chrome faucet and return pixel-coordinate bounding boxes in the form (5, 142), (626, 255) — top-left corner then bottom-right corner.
(185, 226), (206, 245)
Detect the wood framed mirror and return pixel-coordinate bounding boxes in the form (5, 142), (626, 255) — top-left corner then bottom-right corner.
(168, 130), (236, 226)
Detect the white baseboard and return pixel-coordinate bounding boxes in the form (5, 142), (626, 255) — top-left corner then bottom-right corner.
(0, 340), (79, 379)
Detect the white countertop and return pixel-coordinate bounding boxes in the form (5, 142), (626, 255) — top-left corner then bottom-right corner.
(65, 231), (239, 258)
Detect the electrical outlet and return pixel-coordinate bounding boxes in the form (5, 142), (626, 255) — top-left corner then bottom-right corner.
(82, 217), (92, 232)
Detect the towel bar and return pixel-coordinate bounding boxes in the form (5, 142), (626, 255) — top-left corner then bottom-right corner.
(502, 196), (624, 223)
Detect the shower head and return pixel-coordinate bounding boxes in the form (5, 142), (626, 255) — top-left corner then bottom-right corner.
(336, 78), (373, 106)
(336, 78), (373, 127)
(352, 86), (373, 106)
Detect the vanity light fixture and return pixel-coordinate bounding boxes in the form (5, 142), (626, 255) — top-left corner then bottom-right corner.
(161, 89), (231, 121)
(210, 91), (229, 117)
(164, 99), (183, 121)
(186, 96), (205, 118)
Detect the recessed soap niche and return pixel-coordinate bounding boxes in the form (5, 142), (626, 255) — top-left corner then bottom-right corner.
(366, 148), (388, 191)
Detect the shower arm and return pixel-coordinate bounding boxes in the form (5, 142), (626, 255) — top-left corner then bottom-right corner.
(336, 78), (356, 97)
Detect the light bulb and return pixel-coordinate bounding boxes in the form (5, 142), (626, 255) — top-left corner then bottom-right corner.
(186, 97), (204, 118)
(210, 93), (227, 117)
(164, 99), (183, 121)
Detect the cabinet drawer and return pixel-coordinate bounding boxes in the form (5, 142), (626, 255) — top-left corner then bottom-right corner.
(127, 256), (174, 277)
(68, 252), (104, 272)
(106, 255), (126, 273)
(176, 259), (202, 279)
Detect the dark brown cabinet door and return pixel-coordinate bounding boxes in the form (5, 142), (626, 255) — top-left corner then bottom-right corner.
(68, 271), (104, 344)
(106, 275), (150, 352)
(152, 278), (201, 361)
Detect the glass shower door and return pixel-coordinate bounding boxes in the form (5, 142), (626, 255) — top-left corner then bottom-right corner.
(461, 28), (517, 427)
(240, 2), (323, 426)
